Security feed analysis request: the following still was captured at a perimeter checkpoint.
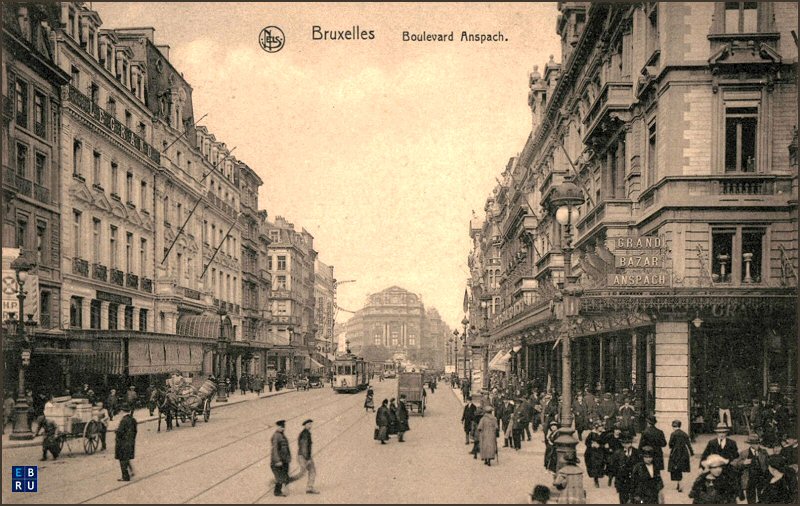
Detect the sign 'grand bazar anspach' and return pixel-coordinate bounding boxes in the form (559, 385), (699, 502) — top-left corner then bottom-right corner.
(607, 235), (670, 288)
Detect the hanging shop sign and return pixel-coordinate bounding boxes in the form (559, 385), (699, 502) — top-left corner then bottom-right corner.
(607, 234), (671, 288)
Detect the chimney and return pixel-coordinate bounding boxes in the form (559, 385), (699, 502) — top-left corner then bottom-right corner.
(156, 44), (170, 61)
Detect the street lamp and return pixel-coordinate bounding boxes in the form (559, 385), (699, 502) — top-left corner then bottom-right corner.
(452, 329), (459, 377)
(550, 175), (585, 483)
(461, 316), (470, 387)
(9, 252), (37, 440)
(217, 308), (229, 402)
(480, 300), (490, 392)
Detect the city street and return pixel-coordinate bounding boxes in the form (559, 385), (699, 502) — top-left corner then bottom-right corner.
(2, 378), (737, 504)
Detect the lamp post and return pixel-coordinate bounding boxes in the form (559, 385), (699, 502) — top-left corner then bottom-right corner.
(550, 175), (585, 485)
(9, 252), (37, 440)
(452, 329), (459, 377)
(217, 308), (229, 402)
(480, 300), (490, 392)
(461, 316), (470, 385)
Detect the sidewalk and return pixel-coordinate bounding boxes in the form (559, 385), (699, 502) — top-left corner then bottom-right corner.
(1, 387), (296, 450)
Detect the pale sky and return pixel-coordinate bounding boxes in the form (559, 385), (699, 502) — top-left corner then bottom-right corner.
(96, 2), (561, 328)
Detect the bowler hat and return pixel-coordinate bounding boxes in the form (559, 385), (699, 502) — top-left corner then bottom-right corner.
(276, 419), (286, 427)
(672, 419), (681, 428)
(484, 406), (493, 413)
(713, 422), (731, 433)
(302, 419), (313, 426)
(647, 415), (657, 425)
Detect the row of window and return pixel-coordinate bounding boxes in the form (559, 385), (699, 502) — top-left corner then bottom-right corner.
(14, 142), (49, 188)
(208, 267), (239, 305)
(372, 336), (417, 347)
(69, 296), (148, 330)
(15, 214), (50, 266)
(267, 256), (287, 271)
(10, 73), (49, 138)
(72, 209), (148, 276)
(200, 218), (238, 258)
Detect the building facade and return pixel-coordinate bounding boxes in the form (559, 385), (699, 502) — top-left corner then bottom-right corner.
(313, 258), (335, 365)
(472, 2), (797, 437)
(265, 216), (317, 374)
(2, 3), (71, 392)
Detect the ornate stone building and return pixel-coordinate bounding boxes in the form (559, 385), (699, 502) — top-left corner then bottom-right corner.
(472, 2), (797, 436)
(313, 258), (335, 364)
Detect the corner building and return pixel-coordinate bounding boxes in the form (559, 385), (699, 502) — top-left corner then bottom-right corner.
(474, 2), (797, 437)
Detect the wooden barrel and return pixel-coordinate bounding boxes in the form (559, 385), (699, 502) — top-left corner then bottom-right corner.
(198, 379), (217, 398)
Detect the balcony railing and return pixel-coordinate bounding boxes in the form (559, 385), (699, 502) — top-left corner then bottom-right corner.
(110, 268), (124, 286)
(64, 85), (160, 164)
(141, 278), (153, 293)
(4, 166), (32, 197)
(33, 183), (50, 204)
(206, 191), (237, 219)
(718, 177), (771, 195)
(582, 82), (634, 144)
(73, 258), (89, 277)
(126, 273), (139, 290)
(92, 263), (108, 281)
(181, 286), (201, 300)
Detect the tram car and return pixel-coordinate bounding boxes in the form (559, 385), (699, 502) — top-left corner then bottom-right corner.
(333, 354), (370, 393)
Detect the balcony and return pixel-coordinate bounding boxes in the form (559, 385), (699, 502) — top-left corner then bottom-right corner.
(110, 268), (124, 286)
(126, 273), (139, 290)
(718, 177), (772, 195)
(33, 183), (50, 204)
(92, 263), (108, 282)
(63, 85), (160, 164)
(4, 166), (32, 198)
(582, 82), (634, 145)
(73, 258), (89, 277)
(180, 286), (201, 300)
(205, 191), (237, 219)
(141, 278), (153, 293)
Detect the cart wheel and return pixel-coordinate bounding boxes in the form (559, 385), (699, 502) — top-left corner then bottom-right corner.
(83, 421), (99, 455)
(191, 410), (197, 427)
(203, 401), (210, 422)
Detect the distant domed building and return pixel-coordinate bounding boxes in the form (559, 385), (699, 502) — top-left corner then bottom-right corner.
(337, 286), (450, 368)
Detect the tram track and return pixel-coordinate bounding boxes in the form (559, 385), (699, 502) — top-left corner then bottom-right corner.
(75, 389), (357, 505)
(183, 389), (367, 504)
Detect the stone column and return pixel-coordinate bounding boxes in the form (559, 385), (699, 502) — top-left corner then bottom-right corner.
(654, 321), (690, 436)
(82, 301), (92, 330)
(100, 301), (109, 329)
(132, 307), (140, 331)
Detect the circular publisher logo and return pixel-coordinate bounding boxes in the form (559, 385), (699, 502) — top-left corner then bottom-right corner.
(259, 26), (285, 53)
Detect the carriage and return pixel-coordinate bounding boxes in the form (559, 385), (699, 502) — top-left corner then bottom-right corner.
(398, 372), (426, 416)
(45, 397), (103, 455)
(157, 377), (217, 432)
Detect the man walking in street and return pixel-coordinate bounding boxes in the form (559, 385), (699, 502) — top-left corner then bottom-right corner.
(115, 404), (137, 481)
(461, 397), (477, 445)
(639, 415), (667, 473)
(106, 388), (119, 421)
(96, 400), (110, 451)
(294, 419), (319, 494)
(125, 386), (138, 410)
(376, 399), (390, 444)
(271, 420), (292, 496)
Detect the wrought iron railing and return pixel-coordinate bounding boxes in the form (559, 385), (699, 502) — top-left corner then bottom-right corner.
(33, 183), (50, 204)
(126, 273), (139, 289)
(73, 258), (89, 277)
(34, 121), (46, 139)
(110, 268), (124, 286)
(141, 278), (153, 293)
(92, 263), (108, 281)
(181, 286), (201, 300)
(4, 166), (32, 197)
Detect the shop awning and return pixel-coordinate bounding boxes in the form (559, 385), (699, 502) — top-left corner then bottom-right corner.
(489, 350), (511, 371)
(309, 358), (325, 370)
(176, 314), (232, 340)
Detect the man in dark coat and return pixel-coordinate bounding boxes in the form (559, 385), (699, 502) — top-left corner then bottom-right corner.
(294, 419), (318, 494)
(376, 399), (390, 444)
(461, 399), (477, 444)
(701, 422), (740, 463)
(611, 433), (641, 504)
(39, 417), (60, 461)
(731, 433), (769, 503)
(115, 404), (137, 481)
(145, 383), (157, 416)
(387, 398), (399, 436)
(270, 420), (292, 496)
(584, 387), (598, 424)
(667, 419), (694, 492)
(396, 395), (409, 442)
(639, 415), (667, 472)
(632, 446), (664, 504)
(521, 396), (534, 441)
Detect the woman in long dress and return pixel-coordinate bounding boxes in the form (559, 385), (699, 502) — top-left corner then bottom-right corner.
(585, 421), (607, 487)
(477, 406), (499, 466)
(544, 420), (559, 473)
(364, 388), (375, 413)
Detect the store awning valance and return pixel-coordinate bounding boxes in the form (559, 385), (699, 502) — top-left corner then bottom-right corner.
(489, 351), (512, 371)
(310, 358), (324, 370)
(176, 314), (232, 340)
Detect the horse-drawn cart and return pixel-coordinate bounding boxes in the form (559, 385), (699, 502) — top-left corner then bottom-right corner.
(398, 372), (426, 416)
(45, 397), (103, 455)
(157, 377), (218, 432)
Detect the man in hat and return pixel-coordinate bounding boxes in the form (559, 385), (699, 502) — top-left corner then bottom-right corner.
(701, 422), (739, 464)
(690, 454), (739, 504)
(396, 395), (409, 442)
(376, 399), (390, 444)
(598, 392), (618, 429)
(476, 405), (498, 466)
(39, 416), (60, 461)
(125, 385), (138, 409)
(611, 432), (640, 503)
(106, 388), (119, 421)
(732, 433), (769, 503)
(115, 404), (137, 481)
(618, 397), (636, 436)
(779, 437), (798, 473)
(639, 415), (667, 472)
(271, 420), (292, 496)
(293, 419), (318, 494)
(461, 396), (477, 445)
(631, 446), (664, 504)
(760, 454), (797, 504)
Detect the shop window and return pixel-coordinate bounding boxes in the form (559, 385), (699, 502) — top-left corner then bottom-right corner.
(124, 306), (133, 330)
(712, 230), (734, 283)
(139, 309), (148, 331)
(741, 228), (764, 283)
(724, 2), (757, 33)
(90, 300), (101, 329)
(70, 297), (83, 328)
(108, 303), (118, 330)
(725, 106), (757, 172)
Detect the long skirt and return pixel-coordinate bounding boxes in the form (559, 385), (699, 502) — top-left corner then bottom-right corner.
(378, 426), (388, 441)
